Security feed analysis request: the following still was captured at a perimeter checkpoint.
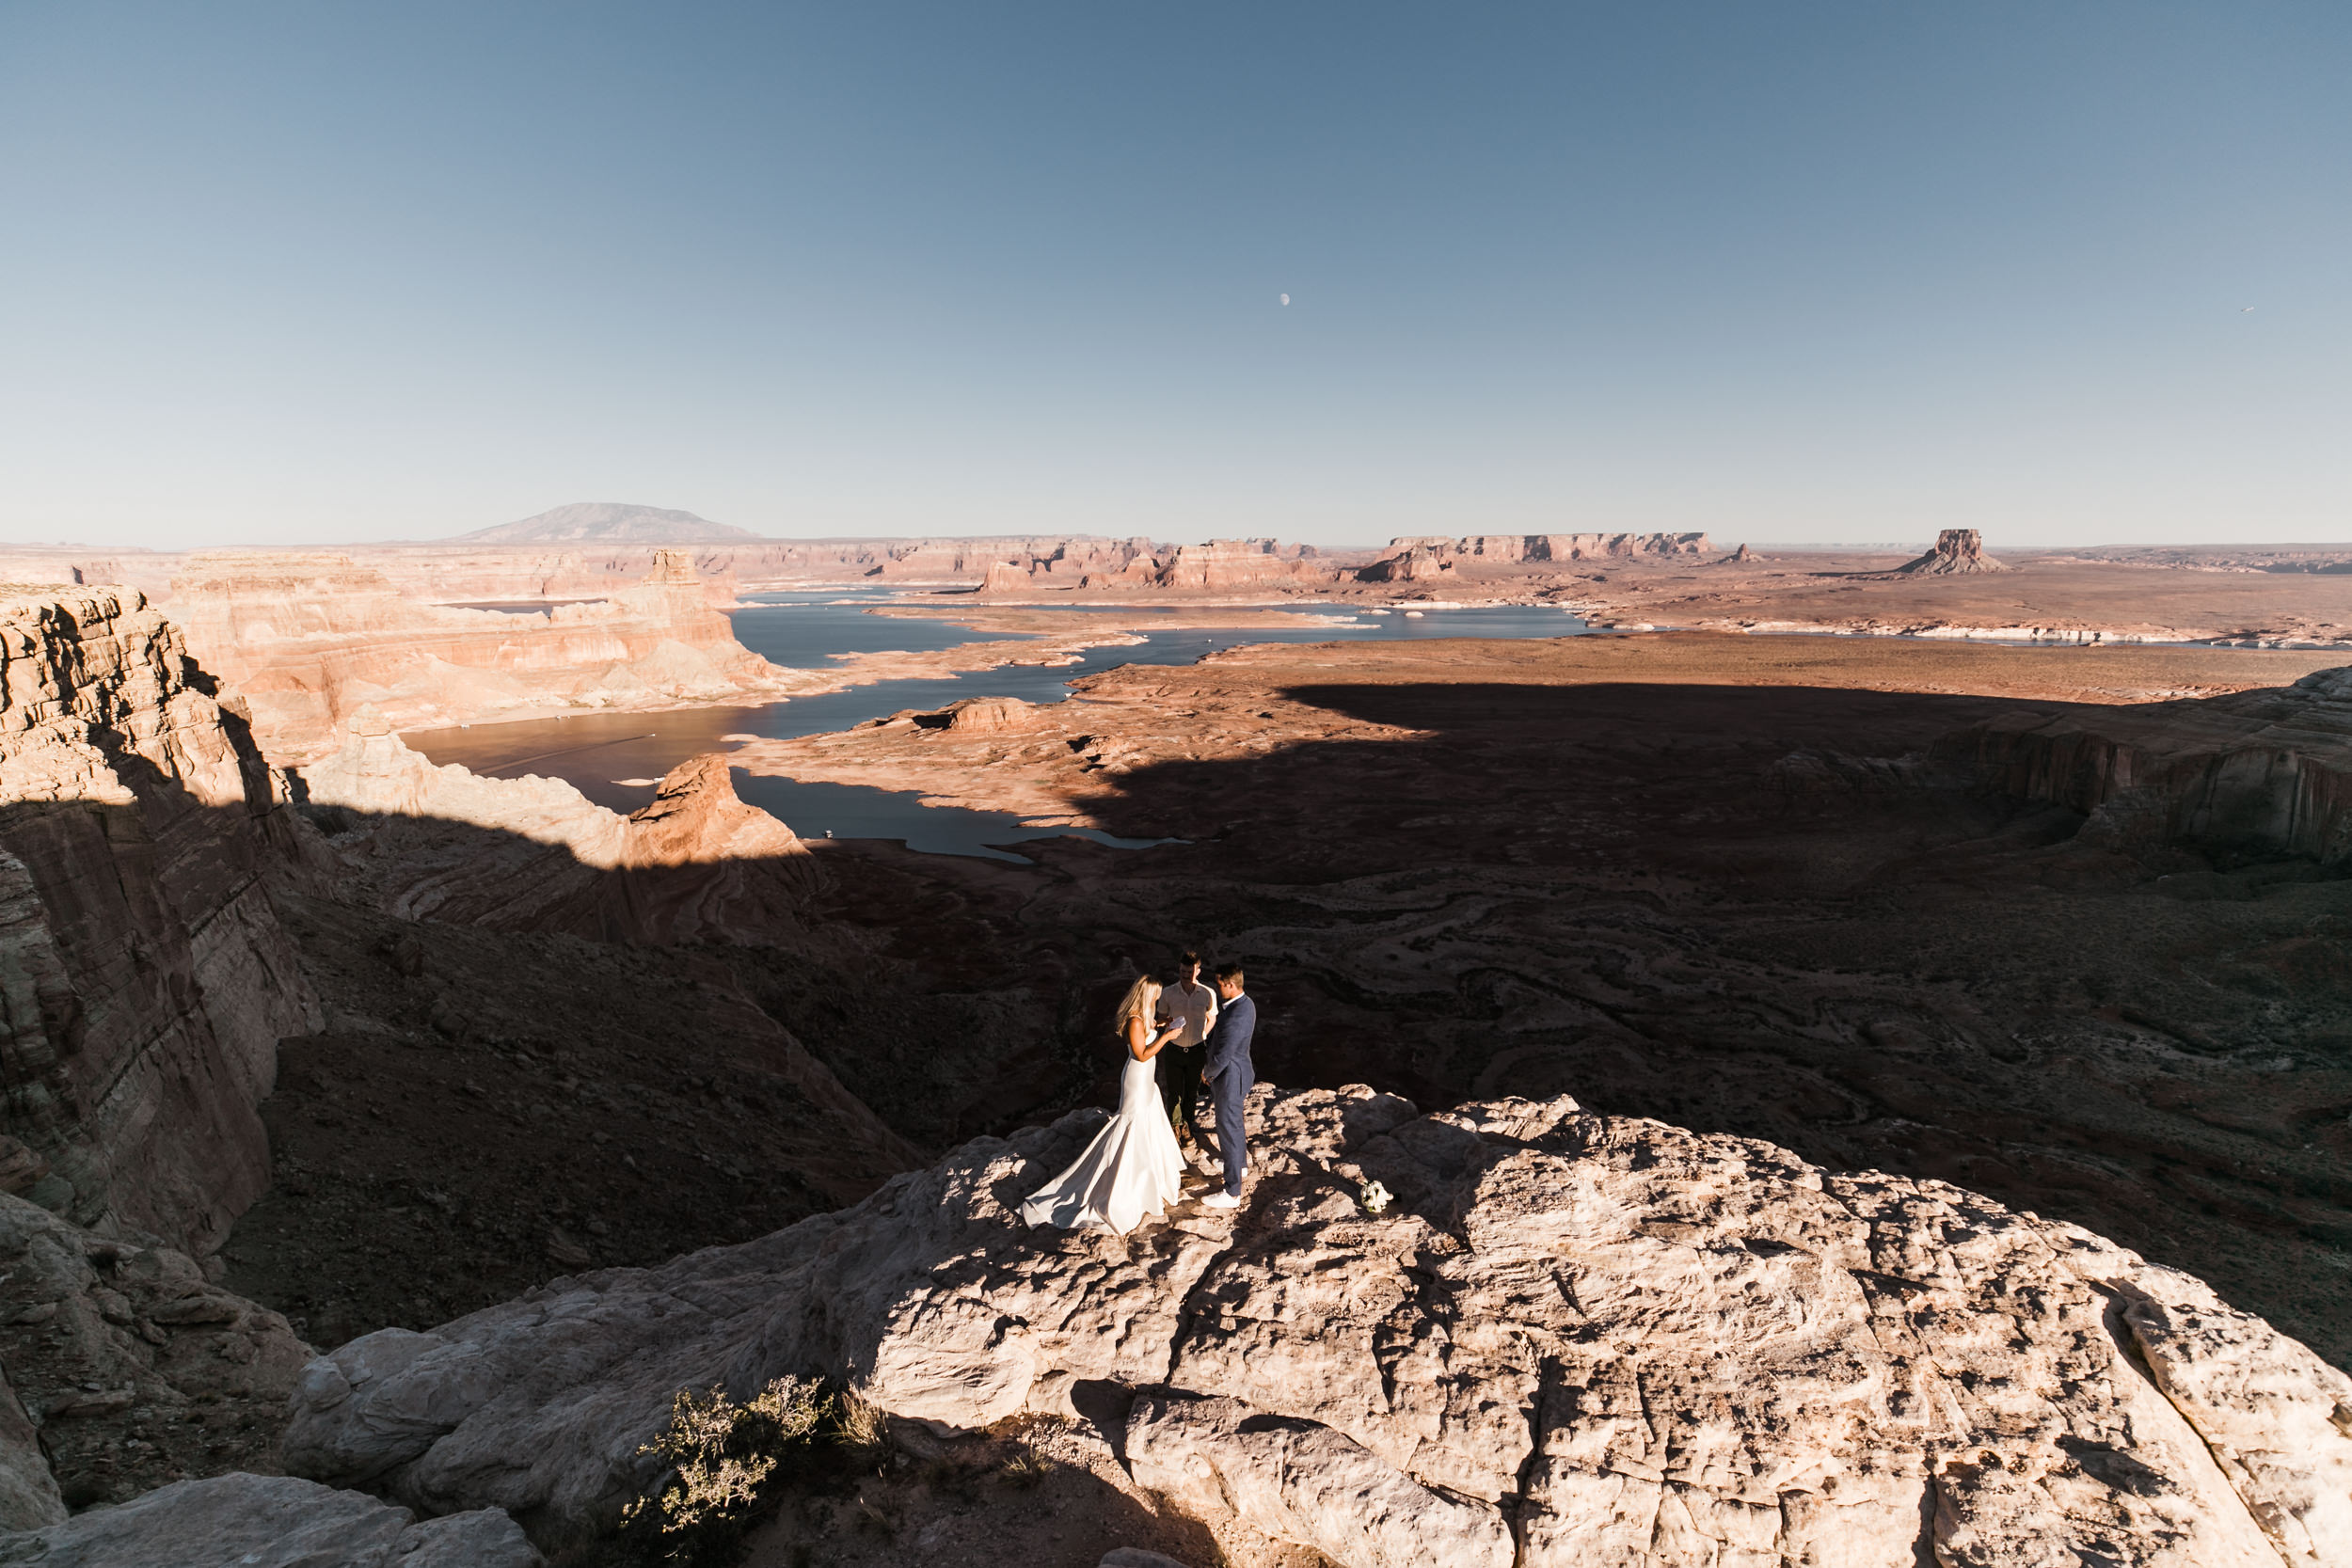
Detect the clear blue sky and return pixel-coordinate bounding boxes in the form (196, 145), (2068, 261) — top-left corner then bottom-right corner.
(2, 3), (2344, 548)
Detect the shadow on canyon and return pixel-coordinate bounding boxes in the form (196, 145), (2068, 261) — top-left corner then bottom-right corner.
(132, 674), (2351, 1372)
(851, 676), (2352, 1367)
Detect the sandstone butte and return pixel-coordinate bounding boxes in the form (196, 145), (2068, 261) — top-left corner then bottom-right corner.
(0, 578), (2349, 1564)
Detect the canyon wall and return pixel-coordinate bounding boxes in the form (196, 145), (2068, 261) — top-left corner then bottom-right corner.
(1948, 664), (2352, 863)
(1391, 531), (1714, 562)
(0, 587), (320, 1254)
(164, 548), (792, 763)
(977, 537), (1349, 595)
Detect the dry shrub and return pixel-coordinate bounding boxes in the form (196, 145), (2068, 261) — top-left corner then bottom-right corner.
(1000, 1449), (1057, 1489)
(830, 1389), (887, 1464)
(609, 1376), (830, 1566)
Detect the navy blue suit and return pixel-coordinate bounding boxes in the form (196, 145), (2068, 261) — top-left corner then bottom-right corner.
(1200, 992), (1256, 1196)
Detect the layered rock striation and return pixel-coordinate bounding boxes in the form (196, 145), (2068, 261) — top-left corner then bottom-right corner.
(1948, 663), (2352, 863)
(166, 548), (790, 762)
(280, 1085), (2349, 1564)
(0, 587), (320, 1251)
(977, 538), (1339, 595)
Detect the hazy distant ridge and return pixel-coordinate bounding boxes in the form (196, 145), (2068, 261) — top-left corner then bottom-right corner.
(457, 502), (760, 544)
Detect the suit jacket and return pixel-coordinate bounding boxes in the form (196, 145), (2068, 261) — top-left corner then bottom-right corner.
(1201, 993), (1257, 1093)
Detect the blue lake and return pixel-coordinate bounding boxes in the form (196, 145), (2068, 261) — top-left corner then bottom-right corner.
(404, 598), (1592, 860)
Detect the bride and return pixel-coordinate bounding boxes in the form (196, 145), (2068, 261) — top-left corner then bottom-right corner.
(1021, 974), (1190, 1234)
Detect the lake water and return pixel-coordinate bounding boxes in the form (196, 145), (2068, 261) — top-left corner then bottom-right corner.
(404, 596), (1592, 859)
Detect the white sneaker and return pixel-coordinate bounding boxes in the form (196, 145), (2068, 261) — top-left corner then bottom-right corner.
(1201, 1192), (1240, 1210)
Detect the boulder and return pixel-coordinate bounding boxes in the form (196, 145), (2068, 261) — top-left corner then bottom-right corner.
(0, 1472), (537, 1567)
(279, 1085), (2350, 1565)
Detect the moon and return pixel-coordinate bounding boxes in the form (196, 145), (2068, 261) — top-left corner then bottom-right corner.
(1279, 293), (1290, 307)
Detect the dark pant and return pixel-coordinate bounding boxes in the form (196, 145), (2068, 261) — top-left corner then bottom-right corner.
(1205, 1072), (1249, 1196)
(1159, 1044), (1202, 1133)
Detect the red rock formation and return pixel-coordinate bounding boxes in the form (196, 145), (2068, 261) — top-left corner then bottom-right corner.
(1153, 538), (1335, 593)
(0, 587), (321, 1252)
(1899, 528), (2008, 575)
(166, 548), (792, 762)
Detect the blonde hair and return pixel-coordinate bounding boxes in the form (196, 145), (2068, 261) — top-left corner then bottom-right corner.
(1114, 975), (1162, 1037)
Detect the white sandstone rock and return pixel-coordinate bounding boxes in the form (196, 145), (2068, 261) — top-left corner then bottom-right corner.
(1127, 1391), (1512, 1568)
(0, 1472), (537, 1567)
(280, 1085), (2352, 1566)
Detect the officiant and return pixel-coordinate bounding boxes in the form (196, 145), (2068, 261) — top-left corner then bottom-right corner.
(1155, 949), (1218, 1145)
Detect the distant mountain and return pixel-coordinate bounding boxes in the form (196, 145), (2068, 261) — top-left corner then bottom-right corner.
(457, 503), (761, 545)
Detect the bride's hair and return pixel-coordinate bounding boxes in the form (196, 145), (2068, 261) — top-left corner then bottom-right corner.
(1114, 975), (1162, 1035)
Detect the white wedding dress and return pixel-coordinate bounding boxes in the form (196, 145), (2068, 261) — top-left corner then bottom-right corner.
(1021, 1047), (1187, 1234)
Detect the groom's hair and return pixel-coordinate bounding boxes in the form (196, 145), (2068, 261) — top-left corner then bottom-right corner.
(1214, 961), (1245, 987)
(1179, 949), (1200, 967)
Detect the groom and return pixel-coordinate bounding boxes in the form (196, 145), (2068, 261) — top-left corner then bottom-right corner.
(1198, 962), (1255, 1211)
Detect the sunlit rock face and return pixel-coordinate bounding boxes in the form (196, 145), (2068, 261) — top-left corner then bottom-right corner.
(0, 586), (320, 1251)
(282, 1085), (2349, 1565)
(162, 548), (794, 763)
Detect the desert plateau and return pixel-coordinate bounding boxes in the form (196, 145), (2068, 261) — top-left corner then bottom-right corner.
(0, 523), (2346, 1568)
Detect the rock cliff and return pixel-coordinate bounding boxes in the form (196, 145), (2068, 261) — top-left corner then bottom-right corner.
(279, 1085), (2349, 1565)
(977, 538), (1337, 596)
(1947, 663), (2352, 863)
(0, 587), (320, 1252)
(166, 548), (790, 762)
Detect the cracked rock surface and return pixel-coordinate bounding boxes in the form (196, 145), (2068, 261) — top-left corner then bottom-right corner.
(280, 1085), (2349, 1565)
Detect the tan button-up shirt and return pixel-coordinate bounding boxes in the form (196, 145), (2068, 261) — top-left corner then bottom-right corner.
(1158, 978), (1219, 1048)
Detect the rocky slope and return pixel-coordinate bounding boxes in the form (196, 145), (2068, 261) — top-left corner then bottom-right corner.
(0, 1193), (311, 1524)
(278, 1084), (2351, 1565)
(0, 585), (321, 1253)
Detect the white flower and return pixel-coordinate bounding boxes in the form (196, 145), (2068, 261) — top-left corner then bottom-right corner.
(1359, 1180), (1391, 1215)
